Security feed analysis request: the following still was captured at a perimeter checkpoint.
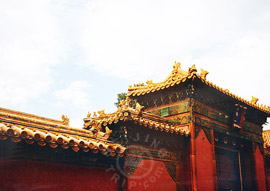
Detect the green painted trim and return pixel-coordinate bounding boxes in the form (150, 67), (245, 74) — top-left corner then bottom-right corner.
(168, 115), (190, 125)
(149, 102), (190, 117)
(194, 103), (230, 125)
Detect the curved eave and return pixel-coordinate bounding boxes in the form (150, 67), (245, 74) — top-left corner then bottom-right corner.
(84, 115), (190, 137)
(0, 123), (126, 157)
(127, 75), (191, 97)
(198, 75), (270, 115)
(128, 73), (270, 115)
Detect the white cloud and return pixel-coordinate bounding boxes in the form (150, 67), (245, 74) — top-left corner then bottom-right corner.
(193, 34), (270, 103)
(53, 81), (91, 108)
(76, 0), (270, 83)
(0, 0), (68, 106)
(0, 0), (270, 129)
(75, 0), (270, 128)
(52, 80), (92, 128)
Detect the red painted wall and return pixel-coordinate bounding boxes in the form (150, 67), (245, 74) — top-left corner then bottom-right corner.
(254, 147), (267, 191)
(268, 176), (270, 191)
(128, 159), (176, 191)
(0, 159), (119, 191)
(195, 129), (215, 191)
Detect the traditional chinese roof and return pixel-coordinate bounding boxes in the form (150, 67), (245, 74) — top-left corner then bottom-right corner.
(128, 62), (270, 114)
(83, 97), (190, 136)
(0, 107), (126, 157)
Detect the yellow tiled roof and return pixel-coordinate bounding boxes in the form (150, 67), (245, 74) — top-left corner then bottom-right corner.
(83, 97), (190, 136)
(0, 123), (125, 156)
(0, 107), (126, 157)
(0, 106), (66, 126)
(128, 62), (270, 114)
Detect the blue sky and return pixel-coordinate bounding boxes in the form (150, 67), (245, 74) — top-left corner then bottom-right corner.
(0, 0), (270, 129)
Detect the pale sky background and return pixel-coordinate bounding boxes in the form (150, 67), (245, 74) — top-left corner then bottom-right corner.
(0, 0), (270, 129)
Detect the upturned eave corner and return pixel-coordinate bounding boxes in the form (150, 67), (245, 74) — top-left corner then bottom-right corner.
(83, 97), (190, 137)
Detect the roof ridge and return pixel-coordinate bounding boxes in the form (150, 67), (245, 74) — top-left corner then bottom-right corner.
(200, 75), (270, 114)
(0, 122), (126, 156)
(0, 106), (63, 124)
(83, 97), (190, 136)
(127, 61), (270, 114)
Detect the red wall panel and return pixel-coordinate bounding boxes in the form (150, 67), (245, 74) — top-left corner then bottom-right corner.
(254, 147), (267, 191)
(268, 176), (270, 191)
(195, 129), (215, 191)
(128, 159), (176, 191)
(0, 159), (119, 191)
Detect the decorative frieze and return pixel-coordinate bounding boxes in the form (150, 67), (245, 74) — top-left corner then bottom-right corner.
(195, 116), (263, 144)
(193, 103), (230, 125)
(194, 102), (262, 137)
(168, 115), (190, 126)
(149, 102), (190, 117)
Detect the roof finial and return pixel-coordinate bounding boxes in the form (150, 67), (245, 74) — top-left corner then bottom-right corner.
(173, 61), (181, 70)
(97, 109), (106, 117)
(61, 115), (69, 126)
(200, 68), (209, 80)
(146, 80), (153, 86)
(188, 64), (197, 75)
(251, 96), (259, 105)
(135, 102), (144, 113)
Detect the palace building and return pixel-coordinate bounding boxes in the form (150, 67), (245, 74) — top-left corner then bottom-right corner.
(0, 62), (270, 191)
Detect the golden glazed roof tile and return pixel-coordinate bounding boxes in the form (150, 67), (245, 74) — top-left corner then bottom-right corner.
(0, 107), (126, 157)
(128, 62), (270, 114)
(0, 106), (66, 126)
(83, 97), (190, 136)
(0, 122), (126, 157)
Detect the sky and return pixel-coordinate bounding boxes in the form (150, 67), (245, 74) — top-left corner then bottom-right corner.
(0, 0), (270, 129)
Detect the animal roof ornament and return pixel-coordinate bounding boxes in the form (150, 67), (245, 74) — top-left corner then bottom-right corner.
(83, 96), (190, 136)
(128, 61), (270, 114)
